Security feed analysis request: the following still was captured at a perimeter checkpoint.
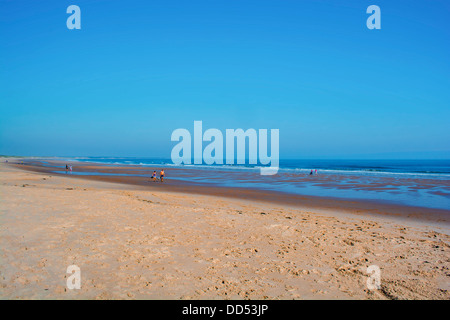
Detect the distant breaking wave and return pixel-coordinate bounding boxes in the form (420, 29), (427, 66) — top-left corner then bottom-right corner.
(55, 157), (450, 180)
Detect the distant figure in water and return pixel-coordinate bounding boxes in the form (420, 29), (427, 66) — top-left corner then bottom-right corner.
(315, 169), (318, 175)
(69, 165), (73, 174)
(65, 164), (69, 173)
(152, 171), (157, 182)
(160, 169), (165, 182)
(310, 170), (313, 175)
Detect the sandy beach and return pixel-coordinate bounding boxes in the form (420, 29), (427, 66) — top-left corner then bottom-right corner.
(1, 161), (449, 299)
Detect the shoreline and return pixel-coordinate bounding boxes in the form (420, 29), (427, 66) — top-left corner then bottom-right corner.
(8, 159), (450, 226)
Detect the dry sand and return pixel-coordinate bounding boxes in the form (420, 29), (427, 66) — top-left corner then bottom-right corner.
(0, 162), (449, 299)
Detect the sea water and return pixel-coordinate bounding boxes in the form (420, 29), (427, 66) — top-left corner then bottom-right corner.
(56, 158), (450, 210)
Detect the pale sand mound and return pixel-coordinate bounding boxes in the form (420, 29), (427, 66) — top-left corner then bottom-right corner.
(0, 163), (449, 299)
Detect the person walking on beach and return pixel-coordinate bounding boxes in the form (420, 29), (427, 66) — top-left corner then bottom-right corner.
(65, 164), (69, 173)
(69, 165), (72, 174)
(152, 171), (157, 182)
(160, 169), (165, 182)
(310, 169), (313, 175)
(315, 169), (318, 175)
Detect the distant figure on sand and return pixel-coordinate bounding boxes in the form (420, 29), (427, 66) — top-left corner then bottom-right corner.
(65, 164), (69, 173)
(315, 169), (318, 175)
(152, 171), (157, 182)
(310, 170), (313, 175)
(160, 169), (164, 182)
(69, 165), (72, 174)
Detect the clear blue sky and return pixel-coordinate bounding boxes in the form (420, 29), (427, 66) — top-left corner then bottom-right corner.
(1, 0), (449, 158)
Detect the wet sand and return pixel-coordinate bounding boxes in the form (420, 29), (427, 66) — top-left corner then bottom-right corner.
(1, 160), (449, 299)
(11, 159), (450, 225)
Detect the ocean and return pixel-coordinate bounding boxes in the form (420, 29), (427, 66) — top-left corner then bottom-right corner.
(56, 158), (450, 210)
(69, 158), (450, 178)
